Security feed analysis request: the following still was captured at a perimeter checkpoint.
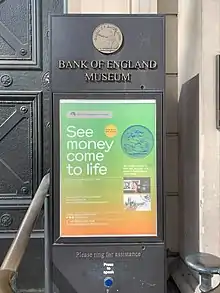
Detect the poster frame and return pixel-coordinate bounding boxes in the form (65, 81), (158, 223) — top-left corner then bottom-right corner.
(51, 92), (164, 244)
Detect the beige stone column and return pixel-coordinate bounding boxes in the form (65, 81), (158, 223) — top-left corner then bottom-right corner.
(131, 0), (157, 13)
(199, 0), (220, 256)
(173, 0), (220, 292)
(178, 0), (220, 260)
(67, 0), (157, 13)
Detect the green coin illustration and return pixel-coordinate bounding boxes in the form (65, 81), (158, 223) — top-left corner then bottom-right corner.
(121, 125), (154, 158)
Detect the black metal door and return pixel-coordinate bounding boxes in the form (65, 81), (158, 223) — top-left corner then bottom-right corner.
(0, 0), (63, 291)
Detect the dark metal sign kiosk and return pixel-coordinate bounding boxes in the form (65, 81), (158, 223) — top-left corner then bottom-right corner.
(50, 15), (165, 293)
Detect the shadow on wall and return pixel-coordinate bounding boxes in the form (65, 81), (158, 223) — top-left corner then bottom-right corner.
(178, 74), (200, 257)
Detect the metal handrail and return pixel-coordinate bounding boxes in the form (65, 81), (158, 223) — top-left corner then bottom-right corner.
(0, 173), (50, 293)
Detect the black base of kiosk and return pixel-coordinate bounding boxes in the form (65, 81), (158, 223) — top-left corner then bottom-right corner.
(53, 244), (165, 292)
(50, 15), (166, 293)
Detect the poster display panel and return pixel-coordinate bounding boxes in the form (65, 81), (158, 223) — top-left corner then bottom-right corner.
(59, 99), (157, 237)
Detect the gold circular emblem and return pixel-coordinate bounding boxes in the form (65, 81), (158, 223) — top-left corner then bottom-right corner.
(105, 124), (118, 138)
(92, 23), (123, 54)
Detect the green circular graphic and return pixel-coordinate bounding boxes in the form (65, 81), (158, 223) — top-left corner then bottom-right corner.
(121, 125), (154, 158)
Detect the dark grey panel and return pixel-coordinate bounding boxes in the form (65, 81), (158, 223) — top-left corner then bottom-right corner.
(0, 0), (41, 69)
(0, 92), (41, 199)
(0, 206), (43, 233)
(51, 15), (165, 92)
(0, 238), (44, 290)
(0, 72), (39, 91)
(53, 244), (166, 293)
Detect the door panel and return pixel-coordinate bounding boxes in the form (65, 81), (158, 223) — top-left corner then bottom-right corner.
(0, 0), (63, 290)
(0, 93), (41, 198)
(0, 0), (41, 69)
(0, 206), (44, 232)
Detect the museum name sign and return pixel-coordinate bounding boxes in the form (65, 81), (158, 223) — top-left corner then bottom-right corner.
(57, 59), (158, 83)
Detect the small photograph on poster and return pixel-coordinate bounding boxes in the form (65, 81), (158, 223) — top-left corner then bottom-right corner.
(123, 177), (151, 211)
(123, 194), (151, 211)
